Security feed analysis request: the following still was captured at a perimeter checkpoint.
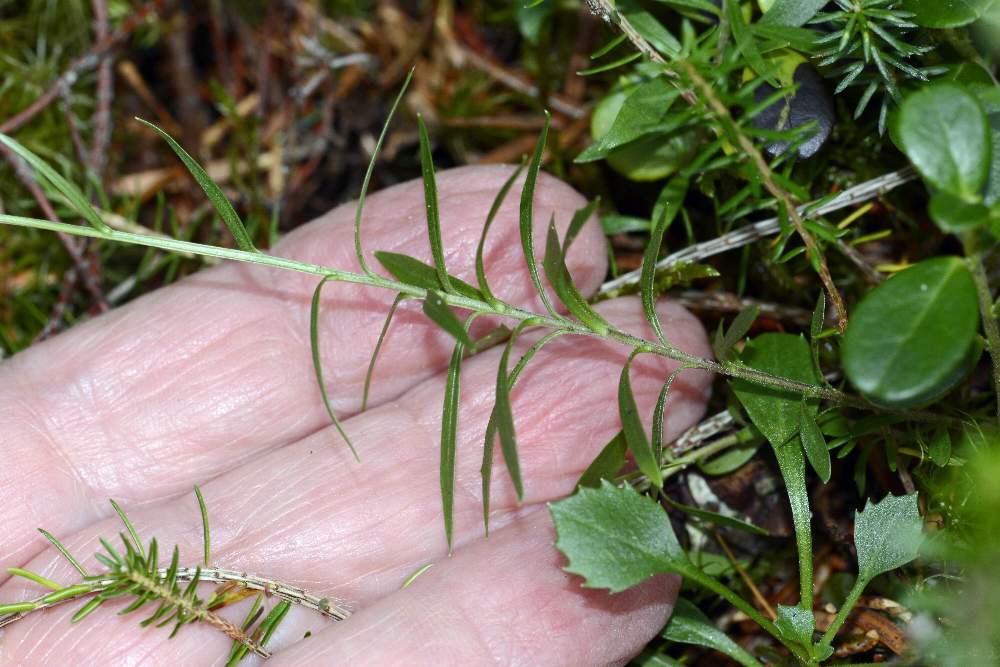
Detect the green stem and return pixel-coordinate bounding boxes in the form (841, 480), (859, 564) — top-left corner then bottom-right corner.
(688, 569), (812, 664)
(818, 575), (867, 648)
(965, 241), (1000, 422)
(0, 214), (951, 425)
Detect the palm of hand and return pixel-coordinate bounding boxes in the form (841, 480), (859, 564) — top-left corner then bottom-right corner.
(0, 166), (711, 665)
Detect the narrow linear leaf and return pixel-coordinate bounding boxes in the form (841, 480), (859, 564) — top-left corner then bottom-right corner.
(416, 115), (452, 293)
(800, 405), (832, 483)
(374, 251), (482, 301)
(563, 197), (601, 252)
(495, 334), (524, 500)
(725, 0), (773, 83)
(520, 112), (559, 316)
(577, 431), (628, 489)
(71, 597), (104, 623)
(310, 275), (359, 461)
(542, 218), (609, 334)
(38, 528), (88, 577)
(362, 293), (407, 411)
(194, 485), (210, 566)
(620, 353), (663, 489)
(422, 290), (474, 348)
(354, 69), (413, 275)
(664, 497), (769, 536)
(713, 305), (760, 362)
(642, 176), (689, 347)
(6, 567), (62, 591)
(258, 600), (292, 648)
(0, 133), (112, 233)
(652, 368), (685, 464)
(135, 118), (257, 253)
(482, 326), (565, 531)
(440, 317), (473, 551)
(476, 160), (526, 305)
(109, 499), (145, 560)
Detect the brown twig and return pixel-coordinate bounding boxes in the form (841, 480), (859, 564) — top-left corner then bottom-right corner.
(88, 0), (114, 177)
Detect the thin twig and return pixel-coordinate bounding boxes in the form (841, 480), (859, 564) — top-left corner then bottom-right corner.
(89, 0), (114, 177)
(596, 168), (917, 299)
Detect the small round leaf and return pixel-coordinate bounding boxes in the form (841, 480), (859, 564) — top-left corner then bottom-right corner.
(902, 0), (995, 28)
(897, 83), (991, 199)
(843, 257), (981, 407)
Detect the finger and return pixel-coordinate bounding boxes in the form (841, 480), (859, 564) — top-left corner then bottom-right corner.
(0, 296), (710, 639)
(269, 510), (680, 667)
(0, 165), (607, 572)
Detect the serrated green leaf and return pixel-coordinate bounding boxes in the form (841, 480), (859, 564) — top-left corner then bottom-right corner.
(842, 257), (980, 407)
(550, 481), (692, 592)
(374, 251), (482, 300)
(577, 431), (628, 489)
(136, 119), (257, 253)
(775, 603), (815, 646)
(854, 493), (923, 583)
(897, 84), (991, 199)
(421, 290), (474, 348)
(542, 218), (609, 334)
(663, 598), (762, 667)
(620, 354), (664, 488)
(0, 133), (112, 234)
(799, 405), (831, 483)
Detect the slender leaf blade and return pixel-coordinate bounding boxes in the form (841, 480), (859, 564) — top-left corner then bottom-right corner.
(422, 290), (474, 348)
(619, 354), (663, 489)
(416, 115), (452, 292)
(310, 275), (359, 460)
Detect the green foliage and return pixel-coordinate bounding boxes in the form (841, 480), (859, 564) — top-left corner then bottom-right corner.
(902, 0), (997, 28)
(854, 492), (923, 581)
(842, 257), (981, 406)
(663, 598), (762, 667)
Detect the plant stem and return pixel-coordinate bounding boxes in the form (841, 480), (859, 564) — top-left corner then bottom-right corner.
(818, 575), (867, 648)
(965, 240), (1000, 422)
(0, 213), (953, 427)
(689, 568), (812, 664)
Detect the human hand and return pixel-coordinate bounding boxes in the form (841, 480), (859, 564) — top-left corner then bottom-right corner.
(0, 165), (712, 665)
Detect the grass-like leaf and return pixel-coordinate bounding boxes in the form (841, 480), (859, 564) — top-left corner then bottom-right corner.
(641, 176), (688, 347)
(481, 326), (565, 531)
(542, 218), (608, 335)
(422, 290), (474, 348)
(576, 431), (627, 489)
(374, 251), (482, 300)
(799, 405), (831, 483)
(310, 275), (359, 461)
(619, 353), (663, 489)
(195, 485), (210, 566)
(519, 112), (558, 317)
(109, 499), (145, 560)
(663, 497), (769, 536)
(0, 133), (112, 233)
(5, 567), (62, 591)
(562, 197), (600, 253)
(475, 160), (526, 306)
(362, 293), (407, 411)
(713, 304), (760, 362)
(136, 118), (258, 254)
(354, 68), (413, 275)
(38, 528), (88, 577)
(416, 115), (453, 293)
(495, 333), (524, 500)
(440, 317), (474, 551)
(652, 368), (684, 464)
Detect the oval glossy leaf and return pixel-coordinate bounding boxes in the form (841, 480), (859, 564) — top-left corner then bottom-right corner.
(902, 0), (995, 27)
(897, 84), (991, 199)
(843, 257), (980, 407)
